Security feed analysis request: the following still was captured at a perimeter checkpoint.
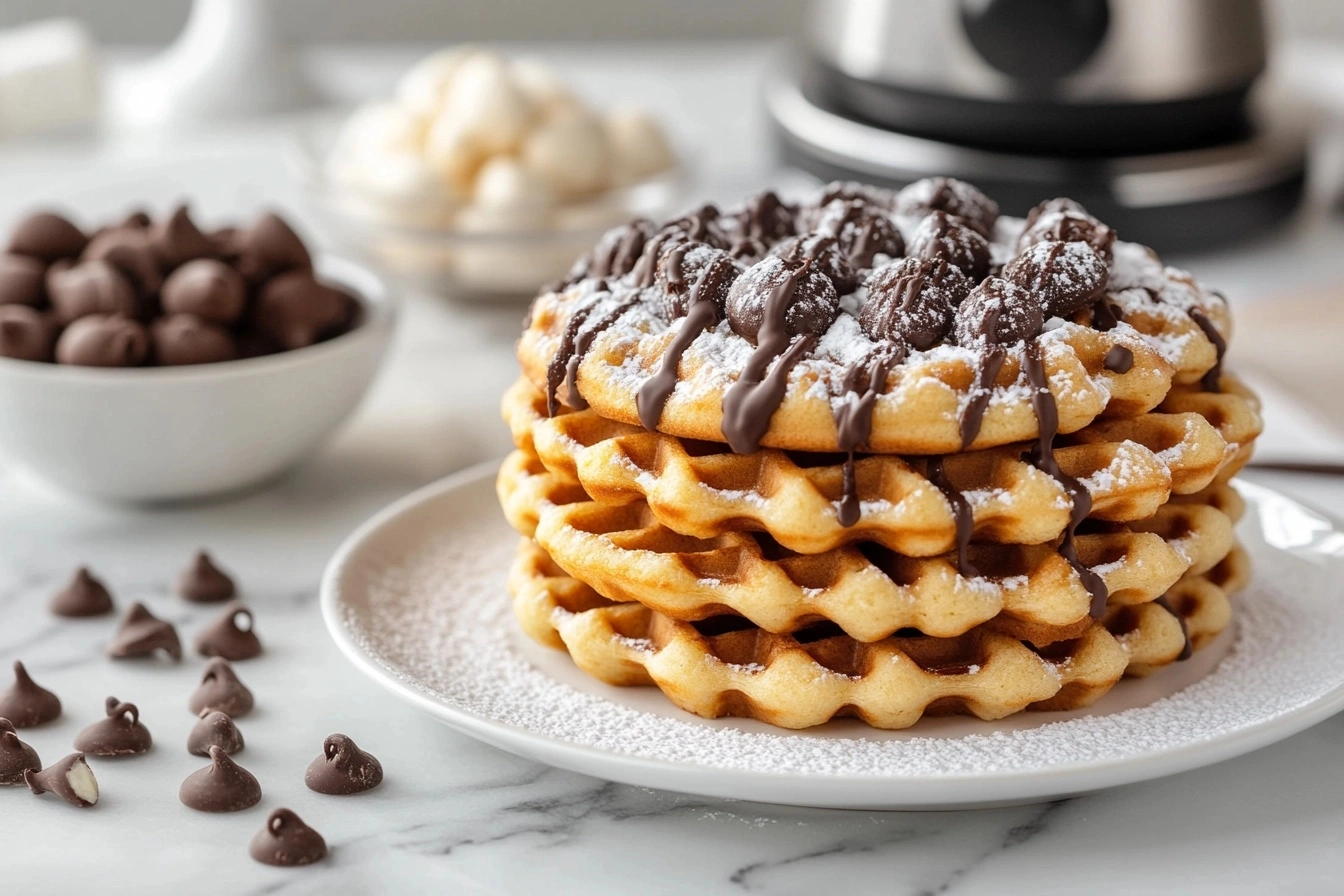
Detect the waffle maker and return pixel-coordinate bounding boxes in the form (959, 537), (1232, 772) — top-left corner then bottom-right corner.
(767, 0), (1309, 249)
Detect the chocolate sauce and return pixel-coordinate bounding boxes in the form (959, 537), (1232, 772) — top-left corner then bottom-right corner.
(927, 457), (977, 578)
(959, 345), (1006, 449)
(545, 299), (597, 416)
(1022, 341), (1109, 618)
(833, 345), (903, 527)
(563, 295), (637, 410)
(1091, 298), (1121, 331)
(1153, 595), (1193, 661)
(1103, 345), (1134, 374)
(1188, 309), (1225, 392)
(636, 244), (721, 430)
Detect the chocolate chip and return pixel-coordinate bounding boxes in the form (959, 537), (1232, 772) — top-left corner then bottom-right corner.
(810, 199), (905, 270)
(187, 710), (244, 757)
(1003, 240), (1110, 318)
(0, 305), (56, 362)
(150, 205), (215, 268)
(194, 602), (262, 661)
(150, 314), (238, 366)
(0, 254), (46, 307)
(251, 271), (350, 351)
(118, 210), (152, 230)
(50, 567), (115, 618)
(770, 233), (857, 293)
(305, 734), (384, 795)
(73, 697), (153, 756)
(0, 719), (41, 785)
(7, 212), (87, 262)
(953, 277), (1044, 346)
(236, 212), (312, 283)
(107, 602), (182, 661)
(1018, 198), (1116, 263)
(0, 662), (61, 728)
(188, 658), (254, 717)
(1104, 345), (1135, 373)
(160, 259), (247, 324)
(179, 745), (261, 812)
(908, 211), (991, 282)
(55, 313), (149, 367)
(25, 752), (98, 807)
(725, 253), (840, 344)
(46, 260), (140, 324)
(860, 257), (969, 350)
(894, 177), (999, 238)
(177, 550), (237, 603)
(250, 809), (328, 867)
(654, 241), (742, 320)
(81, 227), (164, 297)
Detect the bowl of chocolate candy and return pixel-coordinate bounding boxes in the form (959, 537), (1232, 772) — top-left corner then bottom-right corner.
(0, 206), (395, 501)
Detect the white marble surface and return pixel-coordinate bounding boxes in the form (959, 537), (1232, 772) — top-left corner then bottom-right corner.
(2, 42), (1344, 896)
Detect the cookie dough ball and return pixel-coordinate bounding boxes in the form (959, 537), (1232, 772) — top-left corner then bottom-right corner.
(161, 259), (247, 325)
(0, 305), (56, 361)
(474, 157), (555, 212)
(510, 57), (580, 113)
(394, 46), (480, 118)
(522, 109), (611, 199)
(441, 51), (535, 155)
(605, 107), (675, 185)
(55, 314), (149, 367)
(423, 117), (487, 200)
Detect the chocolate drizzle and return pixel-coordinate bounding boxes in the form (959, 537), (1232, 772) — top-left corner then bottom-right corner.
(1091, 298), (1121, 331)
(833, 345), (904, 527)
(1188, 309), (1225, 392)
(959, 345), (1006, 449)
(1153, 595), (1193, 661)
(636, 244), (722, 431)
(927, 457), (976, 578)
(1022, 341), (1109, 618)
(545, 298), (596, 417)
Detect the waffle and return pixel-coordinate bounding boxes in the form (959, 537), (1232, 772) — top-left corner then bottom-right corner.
(498, 449), (1236, 643)
(504, 376), (1256, 555)
(508, 537), (1243, 729)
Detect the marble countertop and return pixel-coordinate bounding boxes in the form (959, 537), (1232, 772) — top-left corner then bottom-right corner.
(3, 42), (1344, 896)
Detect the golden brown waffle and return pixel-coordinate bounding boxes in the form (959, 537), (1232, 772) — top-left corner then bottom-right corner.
(498, 450), (1236, 643)
(508, 537), (1242, 729)
(504, 376), (1256, 555)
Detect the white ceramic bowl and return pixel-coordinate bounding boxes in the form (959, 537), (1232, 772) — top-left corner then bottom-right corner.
(0, 256), (395, 502)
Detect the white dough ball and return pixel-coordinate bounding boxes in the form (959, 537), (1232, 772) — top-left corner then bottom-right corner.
(330, 101), (425, 166)
(605, 107), (676, 184)
(394, 46), (481, 118)
(423, 116), (486, 200)
(510, 57), (580, 113)
(473, 157), (555, 211)
(521, 109), (611, 198)
(443, 52), (535, 154)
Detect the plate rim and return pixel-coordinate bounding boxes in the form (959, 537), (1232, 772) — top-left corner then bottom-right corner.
(320, 460), (1344, 808)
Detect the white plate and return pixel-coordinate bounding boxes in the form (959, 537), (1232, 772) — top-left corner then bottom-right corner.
(320, 462), (1344, 810)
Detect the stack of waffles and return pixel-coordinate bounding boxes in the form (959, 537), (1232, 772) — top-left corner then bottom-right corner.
(498, 178), (1260, 729)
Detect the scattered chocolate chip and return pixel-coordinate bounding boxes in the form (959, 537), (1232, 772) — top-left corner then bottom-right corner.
(107, 602), (182, 661)
(49, 566), (115, 618)
(81, 227), (164, 297)
(250, 808), (328, 867)
(251, 271), (350, 351)
(25, 752), (98, 807)
(771, 233), (857, 293)
(236, 212), (312, 283)
(0, 719), (41, 785)
(1003, 240), (1110, 319)
(160, 258), (247, 324)
(55, 313), (149, 367)
(177, 550), (237, 603)
(118, 210), (152, 229)
(150, 314), (238, 366)
(860, 257), (969, 350)
(953, 278), (1044, 346)
(894, 177), (999, 238)
(188, 658), (254, 717)
(305, 734), (384, 795)
(724, 253), (840, 344)
(654, 241), (741, 320)
(73, 697), (153, 756)
(187, 710), (245, 757)
(1104, 345), (1135, 373)
(194, 602), (262, 661)
(179, 745), (261, 812)
(0, 305), (57, 362)
(810, 199), (905, 270)
(0, 661), (61, 727)
(46, 260), (140, 324)
(1019, 197), (1116, 262)
(0, 253), (46, 307)
(150, 205), (215, 268)
(908, 211), (991, 282)
(7, 212), (87, 262)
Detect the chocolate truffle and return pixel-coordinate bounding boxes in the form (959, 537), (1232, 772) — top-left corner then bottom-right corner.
(0, 253), (46, 307)
(46, 260), (139, 324)
(733, 191), (795, 243)
(107, 602), (182, 661)
(25, 752), (98, 807)
(860, 257), (969, 350)
(150, 314), (237, 366)
(81, 227), (164, 297)
(7, 211), (87, 262)
(179, 745), (261, 812)
(305, 734), (384, 795)
(177, 550), (237, 603)
(250, 271), (350, 351)
(770, 233), (857, 294)
(1002, 239), (1110, 319)
(187, 710), (244, 757)
(249, 809), (328, 867)
(73, 697), (153, 757)
(160, 258), (246, 324)
(953, 278), (1045, 347)
(187, 658), (254, 718)
(236, 212), (312, 283)
(0, 661), (61, 728)
(50, 567), (115, 618)
(894, 177), (999, 238)
(1018, 197), (1116, 262)
(653, 241), (741, 320)
(908, 211), (991, 282)
(193, 602), (262, 661)
(810, 199), (905, 269)
(0, 719), (41, 785)
(55, 314), (149, 367)
(0, 305), (56, 362)
(724, 254), (839, 344)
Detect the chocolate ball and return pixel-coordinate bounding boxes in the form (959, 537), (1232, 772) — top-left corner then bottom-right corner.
(586, 218), (655, 280)
(236, 213), (312, 283)
(894, 177), (1000, 239)
(81, 227), (163, 297)
(151, 205), (216, 268)
(860, 257), (970, 350)
(953, 278), (1044, 347)
(770, 233), (857, 293)
(654, 241), (741, 320)
(251, 271), (349, 351)
(659, 204), (731, 251)
(0, 305), (56, 362)
(1017, 198), (1116, 263)
(7, 212), (87, 262)
(161, 259), (246, 325)
(811, 199), (905, 270)
(810, 180), (894, 214)
(724, 253), (839, 344)
(733, 191), (795, 243)
(0, 254), (46, 307)
(908, 211), (991, 282)
(151, 315), (238, 366)
(55, 314), (149, 367)
(47, 260), (140, 324)
(1002, 240), (1110, 319)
